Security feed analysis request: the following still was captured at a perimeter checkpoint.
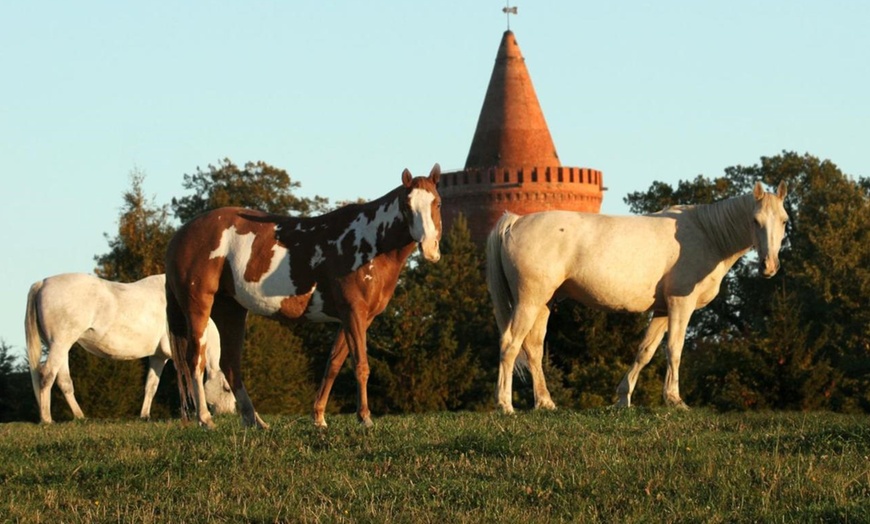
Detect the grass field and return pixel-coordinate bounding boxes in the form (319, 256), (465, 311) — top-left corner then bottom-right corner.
(1, 408), (868, 523)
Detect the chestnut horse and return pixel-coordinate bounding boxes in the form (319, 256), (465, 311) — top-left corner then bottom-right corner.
(166, 164), (442, 428)
(486, 181), (788, 413)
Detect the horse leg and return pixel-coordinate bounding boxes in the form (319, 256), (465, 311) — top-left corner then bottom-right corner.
(312, 330), (349, 428)
(497, 302), (543, 414)
(211, 297), (267, 429)
(140, 356), (166, 420)
(523, 306), (556, 410)
(56, 360), (84, 420)
(35, 343), (71, 423)
(182, 311), (218, 429)
(203, 325), (235, 416)
(616, 314), (668, 407)
(663, 304), (693, 409)
(345, 315), (374, 427)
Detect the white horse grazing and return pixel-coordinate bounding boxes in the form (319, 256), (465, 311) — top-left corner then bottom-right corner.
(486, 181), (788, 413)
(25, 273), (236, 423)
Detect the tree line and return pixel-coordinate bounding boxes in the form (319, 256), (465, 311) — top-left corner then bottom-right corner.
(1, 151), (868, 422)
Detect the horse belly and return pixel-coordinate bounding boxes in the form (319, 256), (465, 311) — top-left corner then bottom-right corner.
(219, 228), (306, 317)
(231, 271), (335, 321)
(233, 284), (298, 318)
(559, 275), (657, 313)
(76, 326), (162, 360)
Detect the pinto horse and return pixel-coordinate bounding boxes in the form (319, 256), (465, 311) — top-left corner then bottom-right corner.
(166, 164), (442, 429)
(25, 273), (235, 423)
(486, 181), (788, 413)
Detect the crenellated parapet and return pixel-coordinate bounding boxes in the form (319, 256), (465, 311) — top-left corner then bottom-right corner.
(440, 165), (603, 190)
(440, 165), (604, 244)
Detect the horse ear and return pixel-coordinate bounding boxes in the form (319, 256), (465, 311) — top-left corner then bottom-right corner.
(429, 163), (441, 185)
(776, 180), (788, 199)
(753, 181), (765, 201)
(402, 168), (413, 188)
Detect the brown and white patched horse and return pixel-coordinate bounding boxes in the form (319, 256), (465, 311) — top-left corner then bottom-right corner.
(166, 164), (442, 428)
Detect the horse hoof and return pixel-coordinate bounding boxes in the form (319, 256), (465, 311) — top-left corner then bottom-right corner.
(253, 413), (269, 430)
(665, 398), (690, 410)
(536, 399), (557, 411)
(360, 417), (373, 429)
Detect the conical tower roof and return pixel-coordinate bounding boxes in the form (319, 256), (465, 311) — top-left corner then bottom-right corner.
(465, 30), (560, 169)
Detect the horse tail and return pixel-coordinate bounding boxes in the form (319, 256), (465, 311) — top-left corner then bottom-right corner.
(486, 212), (522, 334)
(24, 280), (45, 406)
(165, 281), (194, 421)
(485, 213), (533, 377)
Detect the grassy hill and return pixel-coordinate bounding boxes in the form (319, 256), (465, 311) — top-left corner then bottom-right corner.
(2, 409), (868, 522)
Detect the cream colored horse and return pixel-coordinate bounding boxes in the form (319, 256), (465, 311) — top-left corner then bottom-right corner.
(486, 181), (788, 413)
(25, 273), (236, 423)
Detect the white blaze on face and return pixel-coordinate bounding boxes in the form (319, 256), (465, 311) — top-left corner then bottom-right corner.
(409, 188), (440, 261)
(209, 226), (295, 316)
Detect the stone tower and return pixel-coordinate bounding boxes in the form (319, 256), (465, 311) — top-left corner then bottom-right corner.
(439, 30), (604, 244)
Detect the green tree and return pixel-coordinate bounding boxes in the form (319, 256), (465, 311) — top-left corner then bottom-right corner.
(546, 306), (659, 410)
(0, 341), (37, 422)
(95, 169), (174, 281)
(171, 158), (329, 223)
(748, 153), (870, 411)
(368, 215), (492, 413)
(627, 151), (870, 412)
(51, 355), (143, 420)
(242, 316), (316, 415)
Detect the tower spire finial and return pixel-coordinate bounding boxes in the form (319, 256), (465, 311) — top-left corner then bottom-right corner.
(502, 1), (517, 31)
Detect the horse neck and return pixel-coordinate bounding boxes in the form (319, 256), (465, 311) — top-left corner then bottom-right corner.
(348, 186), (416, 259)
(692, 193), (756, 260)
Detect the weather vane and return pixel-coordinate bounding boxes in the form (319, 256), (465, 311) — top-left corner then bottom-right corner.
(502, 1), (518, 30)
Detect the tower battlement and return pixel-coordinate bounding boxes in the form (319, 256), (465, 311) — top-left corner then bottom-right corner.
(440, 165), (602, 190)
(440, 165), (603, 243)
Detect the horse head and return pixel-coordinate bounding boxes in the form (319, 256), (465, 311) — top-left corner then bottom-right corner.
(752, 180), (789, 278)
(401, 163), (443, 262)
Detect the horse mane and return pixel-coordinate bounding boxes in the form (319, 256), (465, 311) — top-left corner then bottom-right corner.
(240, 185), (407, 226)
(688, 193), (756, 258)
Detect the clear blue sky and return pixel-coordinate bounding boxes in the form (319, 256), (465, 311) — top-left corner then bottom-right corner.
(2, 1), (867, 362)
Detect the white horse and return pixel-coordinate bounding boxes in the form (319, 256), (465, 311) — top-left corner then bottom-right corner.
(486, 181), (788, 413)
(25, 273), (236, 423)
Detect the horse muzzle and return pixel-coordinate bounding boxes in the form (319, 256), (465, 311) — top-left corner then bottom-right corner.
(419, 239), (441, 263)
(760, 257), (780, 278)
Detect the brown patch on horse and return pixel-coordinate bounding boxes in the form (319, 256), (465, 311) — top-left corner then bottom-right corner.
(278, 288), (317, 319)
